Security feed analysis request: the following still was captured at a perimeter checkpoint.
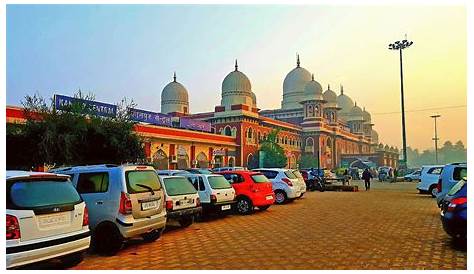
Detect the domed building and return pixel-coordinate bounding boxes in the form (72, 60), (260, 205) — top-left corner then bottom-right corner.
(161, 72), (190, 115)
(323, 85), (338, 108)
(282, 55), (312, 110)
(220, 60), (253, 110)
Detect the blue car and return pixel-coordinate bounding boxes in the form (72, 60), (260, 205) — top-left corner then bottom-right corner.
(440, 178), (466, 240)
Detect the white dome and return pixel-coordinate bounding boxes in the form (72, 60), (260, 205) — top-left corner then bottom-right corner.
(371, 129), (379, 143)
(323, 85), (338, 108)
(337, 86), (354, 113)
(161, 73), (189, 114)
(250, 91), (257, 107)
(363, 107), (371, 122)
(281, 55), (312, 109)
(302, 74), (323, 102)
(220, 60), (253, 109)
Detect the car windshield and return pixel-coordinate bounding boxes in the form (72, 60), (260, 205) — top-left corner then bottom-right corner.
(251, 174), (270, 183)
(208, 176), (232, 189)
(163, 177), (197, 196)
(8, 179), (81, 209)
(448, 179), (466, 196)
(125, 170), (161, 194)
(198, 169), (213, 174)
(292, 170), (303, 179)
(284, 171), (297, 179)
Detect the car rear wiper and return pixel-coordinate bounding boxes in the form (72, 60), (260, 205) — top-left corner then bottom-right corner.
(136, 183), (155, 195)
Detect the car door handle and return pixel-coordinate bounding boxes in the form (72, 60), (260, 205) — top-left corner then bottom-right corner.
(96, 201), (104, 205)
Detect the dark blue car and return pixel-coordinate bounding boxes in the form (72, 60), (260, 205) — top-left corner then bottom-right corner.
(440, 179), (466, 239)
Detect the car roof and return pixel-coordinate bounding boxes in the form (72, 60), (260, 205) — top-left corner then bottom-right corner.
(253, 168), (288, 172)
(158, 175), (187, 179)
(217, 170), (261, 175)
(50, 164), (154, 172)
(6, 170), (70, 181)
(421, 165), (444, 168)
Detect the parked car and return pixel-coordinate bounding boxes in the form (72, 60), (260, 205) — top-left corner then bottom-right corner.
(6, 171), (91, 269)
(156, 169), (190, 176)
(416, 165), (444, 197)
(436, 163), (467, 206)
(51, 164), (166, 255)
(185, 168), (213, 174)
(182, 174), (236, 214)
(404, 169), (421, 182)
(290, 169), (308, 196)
(216, 171), (274, 214)
(159, 175), (202, 227)
(440, 178), (467, 240)
(212, 166), (247, 172)
(252, 168), (302, 204)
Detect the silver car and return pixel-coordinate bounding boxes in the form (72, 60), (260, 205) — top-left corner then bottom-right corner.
(252, 168), (302, 204)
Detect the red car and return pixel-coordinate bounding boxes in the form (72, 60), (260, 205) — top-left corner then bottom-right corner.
(216, 171), (275, 214)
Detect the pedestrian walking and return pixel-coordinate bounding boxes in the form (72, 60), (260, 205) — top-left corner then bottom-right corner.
(362, 168), (373, 191)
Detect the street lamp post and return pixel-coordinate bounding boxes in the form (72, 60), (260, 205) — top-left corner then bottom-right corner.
(388, 38), (413, 168)
(430, 114), (441, 164)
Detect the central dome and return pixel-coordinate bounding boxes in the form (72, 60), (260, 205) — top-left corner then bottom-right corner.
(220, 60), (253, 109)
(281, 55), (312, 109)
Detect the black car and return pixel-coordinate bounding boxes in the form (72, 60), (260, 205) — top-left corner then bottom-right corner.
(440, 178), (467, 240)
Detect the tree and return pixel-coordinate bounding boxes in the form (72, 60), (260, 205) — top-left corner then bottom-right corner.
(6, 91), (145, 170)
(257, 129), (287, 168)
(298, 154), (318, 169)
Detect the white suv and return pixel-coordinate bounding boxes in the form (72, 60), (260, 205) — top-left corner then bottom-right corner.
(6, 171), (91, 269)
(252, 168), (302, 204)
(416, 165), (444, 197)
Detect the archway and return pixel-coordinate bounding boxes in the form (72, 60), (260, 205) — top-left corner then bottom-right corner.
(177, 153), (189, 169)
(305, 137), (314, 153)
(196, 152), (209, 168)
(228, 157), (235, 167)
(224, 126), (232, 136)
(152, 149), (168, 170)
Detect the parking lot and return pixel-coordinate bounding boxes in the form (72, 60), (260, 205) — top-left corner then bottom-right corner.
(40, 180), (466, 270)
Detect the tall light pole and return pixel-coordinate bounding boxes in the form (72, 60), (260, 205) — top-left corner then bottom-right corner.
(430, 114), (441, 164)
(388, 38), (413, 168)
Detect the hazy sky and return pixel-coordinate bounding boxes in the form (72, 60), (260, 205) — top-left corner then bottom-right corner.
(6, 4), (466, 151)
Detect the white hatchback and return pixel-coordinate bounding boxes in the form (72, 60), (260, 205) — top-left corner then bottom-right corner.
(6, 171), (91, 269)
(252, 168), (302, 204)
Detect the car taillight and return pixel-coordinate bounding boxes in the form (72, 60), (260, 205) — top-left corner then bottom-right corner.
(282, 178), (293, 186)
(166, 200), (173, 210)
(210, 194), (217, 204)
(436, 178), (442, 193)
(6, 214), (20, 240)
(196, 197), (201, 207)
(119, 192), (132, 215)
(82, 206), (89, 227)
(447, 197), (467, 212)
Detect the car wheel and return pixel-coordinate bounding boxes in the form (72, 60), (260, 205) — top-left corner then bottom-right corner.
(93, 222), (123, 256)
(274, 190), (287, 204)
(429, 185), (438, 198)
(61, 251), (84, 268)
(235, 197), (253, 215)
(142, 229), (163, 242)
(179, 216), (194, 227)
(259, 205), (270, 211)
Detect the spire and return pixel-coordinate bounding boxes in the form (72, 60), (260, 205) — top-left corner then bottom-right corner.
(363, 106), (366, 111)
(173, 72), (176, 82)
(355, 101), (357, 107)
(296, 53), (300, 67)
(328, 84), (330, 90)
(311, 74), (314, 81)
(340, 84), (344, 95)
(235, 59), (238, 71)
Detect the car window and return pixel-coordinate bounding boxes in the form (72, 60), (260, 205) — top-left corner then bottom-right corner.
(222, 173), (244, 184)
(448, 179), (466, 196)
(208, 176), (232, 189)
(125, 170), (161, 194)
(163, 177), (197, 196)
(77, 172), (109, 193)
(428, 167), (443, 175)
(284, 171), (297, 179)
(8, 179), (82, 209)
(251, 174), (270, 183)
(453, 167), (467, 181)
(260, 170), (278, 179)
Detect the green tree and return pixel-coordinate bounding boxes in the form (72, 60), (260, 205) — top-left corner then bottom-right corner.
(298, 153), (318, 169)
(6, 91), (145, 169)
(257, 129), (287, 168)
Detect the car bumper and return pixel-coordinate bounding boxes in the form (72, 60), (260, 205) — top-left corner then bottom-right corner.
(116, 211), (167, 238)
(167, 206), (202, 219)
(286, 188), (301, 199)
(6, 230), (90, 269)
(252, 193), (275, 207)
(441, 211), (466, 238)
(203, 201), (235, 212)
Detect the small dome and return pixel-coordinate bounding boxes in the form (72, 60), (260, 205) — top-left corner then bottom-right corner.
(350, 102), (363, 115)
(220, 60), (253, 109)
(362, 107), (371, 122)
(161, 72), (189, 114)
(250, 91), (257, 107)
(337, 85), (354, 113)
(281, 54), (312, 109)
(323, 84), (338, 108)
(371, 129), (379, 143)
(302, 74), (323, 102)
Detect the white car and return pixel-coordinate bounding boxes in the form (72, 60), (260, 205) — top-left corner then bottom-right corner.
(416, 165), (444, 197)
(252, 168), (302, 204)
(156, 169), (190, 176)
(182, 174), (236, 214)
(290, 169), (308, 196)
(212, 166), (247, 172)
(6, 171), (91, 269)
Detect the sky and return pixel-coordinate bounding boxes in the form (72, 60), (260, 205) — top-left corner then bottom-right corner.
(6, 4), (467, 151)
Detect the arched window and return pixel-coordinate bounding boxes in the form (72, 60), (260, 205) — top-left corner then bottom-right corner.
(224, 126), (232, 136)
(247, 127), (253, 139)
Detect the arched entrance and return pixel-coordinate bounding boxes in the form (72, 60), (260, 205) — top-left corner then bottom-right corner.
(152, 149), (168, 170)
(228, 157), (235, 167)
(196, 152), (209, 168)
(214, 155), (224, 168)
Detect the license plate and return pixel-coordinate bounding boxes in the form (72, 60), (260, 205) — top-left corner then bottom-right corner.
(221, 204), (231, 210)
(179, 199), (194, 205)
(141, 200), (159, 211)
(266, 195), (273, 200)
(38, 212), (70, 228)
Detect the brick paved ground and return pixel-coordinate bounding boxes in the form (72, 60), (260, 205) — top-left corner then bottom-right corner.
(42, 181), (470, 269)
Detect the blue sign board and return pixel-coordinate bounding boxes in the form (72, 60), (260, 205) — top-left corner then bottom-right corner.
(179, 117), (212, 132)
(54, 94), (117, 117)
(128, 108), (172, 127)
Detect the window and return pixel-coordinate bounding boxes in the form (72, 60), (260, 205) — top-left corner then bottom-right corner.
(453, 167), (467, 181)
(222, 173), (244, 184)
(208, 176), (232, 189)
(284, 171), (297, 179)
(428, 167), (443, 175)
(163, 177), (197, 196)
(260, 170), (278, 179)
(125, 170), (161, 194)
(251, 174), (270, 183)
(77, 172), (109, 193)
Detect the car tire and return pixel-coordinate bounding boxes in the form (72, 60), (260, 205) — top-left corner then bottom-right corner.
(429, 185), (438, 198)
(61, 251), (84, 268)
(235, 197), (253, 215)
(93, 222), (123, 256)
(274, 190), (287, 204)
(179, 216), (195, 227)
(259, 205), (270, 211)
(142, 229), (163, 242)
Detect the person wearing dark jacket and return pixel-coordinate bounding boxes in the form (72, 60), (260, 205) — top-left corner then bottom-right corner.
(362, 168), (373, 191)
